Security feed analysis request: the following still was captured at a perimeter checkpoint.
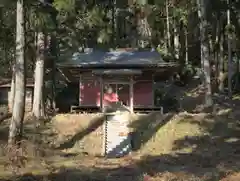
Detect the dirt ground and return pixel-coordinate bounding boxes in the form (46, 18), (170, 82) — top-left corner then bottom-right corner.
(0, 83), (239, 181)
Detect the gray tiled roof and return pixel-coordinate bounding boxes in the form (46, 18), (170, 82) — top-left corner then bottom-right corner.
(57, 49), (172, 67)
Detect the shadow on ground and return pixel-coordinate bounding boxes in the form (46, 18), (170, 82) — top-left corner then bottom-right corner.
(1, 81), (240, 180)
(55, 111), (174, 155)
(176, 80), (240, 114)
(105, 112), (174, 157)
(3, 109), (239, 181)
(133, 110), (240, 180)
(56, 115), (105, 150)
(130, 112), (174, 151)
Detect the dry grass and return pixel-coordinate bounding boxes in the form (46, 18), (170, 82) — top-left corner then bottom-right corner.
(0, 82), (239, 180)
(133, 113), (204, 155)
(0, 109), (238, 181)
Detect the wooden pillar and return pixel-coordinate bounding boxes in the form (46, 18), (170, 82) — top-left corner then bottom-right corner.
(129, 76), (134, 113)
(79, 74), (82, 106)
(152, 74), (154, 107)
(100, 76), (103, 112)
(100, 76), (105, 156)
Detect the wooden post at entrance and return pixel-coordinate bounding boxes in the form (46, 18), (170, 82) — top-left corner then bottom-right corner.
(100, 76), (106, 156)
(79, 74), (82, 106)
(100, 76), (103, 112)
(152, 74), (154, 106)
(129, 76), (134, 113)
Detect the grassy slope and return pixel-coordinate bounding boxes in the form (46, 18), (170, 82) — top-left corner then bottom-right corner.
(0, 83), (239, 180)
(136, 113), (204, 155)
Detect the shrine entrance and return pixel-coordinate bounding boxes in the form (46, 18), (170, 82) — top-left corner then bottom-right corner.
(103, 83), (130, 107)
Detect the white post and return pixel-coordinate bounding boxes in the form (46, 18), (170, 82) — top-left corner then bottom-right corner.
(129, 76), (134, 113)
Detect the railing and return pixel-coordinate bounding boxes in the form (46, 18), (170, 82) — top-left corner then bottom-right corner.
(70, 105), (163, 114)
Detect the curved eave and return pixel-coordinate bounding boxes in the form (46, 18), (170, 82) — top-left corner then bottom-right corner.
(56, 62), (180, 82)
(56, 62), (179, 69)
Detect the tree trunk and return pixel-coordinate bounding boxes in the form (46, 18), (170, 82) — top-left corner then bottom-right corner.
(49, 9), (57, 111)
(32, 32), (45, 119)
(136, 4), (151, 48)
(8, 0), (26, 146)
(209, 33), (217, 92)
(184, 26), (188, 65)
(49, 35), (56, 110)
(218, 30), (225, 92)
(227, 0), (232, 98)
(198, 0), (213, 107)
(166, 0), (171, 51)
(111, 0), (116, 47)
(213, 19), (220, 93)
(197, 1), (204, 84)
(9, 67), (15, 112)
(173, 20), (180, 59)
(214, 19), (220, 81)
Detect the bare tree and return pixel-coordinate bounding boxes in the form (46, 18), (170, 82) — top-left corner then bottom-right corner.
(227, 0), (232, 98)
(218, 22), (225, 92)
(8, 0), (26, 146)
(197, 0), (213, 107)
(136, 6), (152, 48)
(173, 19), (180, 59)
(184, 26), (188, 65)
(166, 0), (171, 50)
(32, 32), (45, 119)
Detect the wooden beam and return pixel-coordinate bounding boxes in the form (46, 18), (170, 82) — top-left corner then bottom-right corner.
(57, 68), (70, 82)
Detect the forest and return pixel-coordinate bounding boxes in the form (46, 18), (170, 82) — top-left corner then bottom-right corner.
(0, 0), (240, 181)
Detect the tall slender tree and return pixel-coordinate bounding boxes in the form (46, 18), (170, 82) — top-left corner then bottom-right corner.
(227, 0), (232, 98)
(32, 31), (46, 119)
(197, 0), (213, 107)
(173, 19), (180, 59)
(8, 0), (26, 146)
(32, 0), (57, 118)
(166, 0), (171, 50)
